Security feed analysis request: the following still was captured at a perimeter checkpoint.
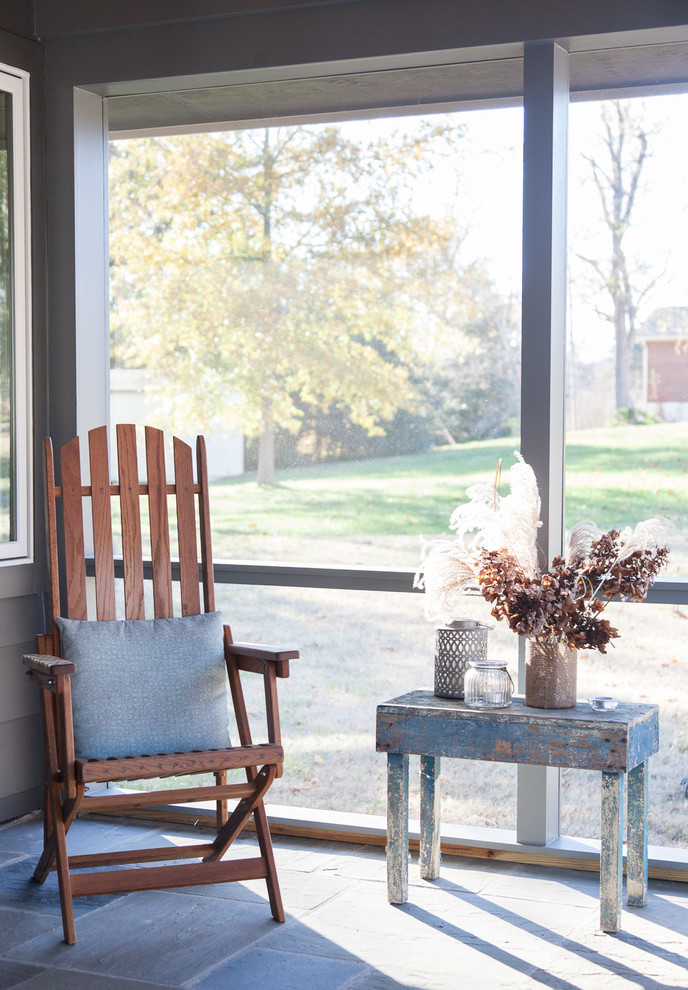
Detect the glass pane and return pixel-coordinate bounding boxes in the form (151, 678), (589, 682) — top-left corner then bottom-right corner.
(0, 92), (13, 543)
(120, 579), (520, 829)
(109, 108), (523, 569)
(567, 95), (688, 576)
(560, 600), (687, 849)
(221, 584), (521, 829)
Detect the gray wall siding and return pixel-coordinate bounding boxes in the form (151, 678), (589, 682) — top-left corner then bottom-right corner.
(0, 1), (35, 41)
(0, 25), (48, 823)
(0, 596), (47, 821)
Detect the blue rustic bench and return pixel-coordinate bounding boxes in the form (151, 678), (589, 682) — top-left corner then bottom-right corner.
(376, 690), (659, 932)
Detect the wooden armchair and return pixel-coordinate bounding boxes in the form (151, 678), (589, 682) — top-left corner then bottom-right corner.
(23, 424), (298, 944)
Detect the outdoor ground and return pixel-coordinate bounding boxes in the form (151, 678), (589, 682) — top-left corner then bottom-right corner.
(3, 814), (688, 990)
(141, 423), (688, 849)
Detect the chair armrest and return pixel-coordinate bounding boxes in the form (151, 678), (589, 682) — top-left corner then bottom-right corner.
(225, 642), (298, 679)
(23, 654), (76, 676)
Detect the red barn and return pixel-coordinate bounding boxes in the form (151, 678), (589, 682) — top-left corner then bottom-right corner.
(640, 307), (688, 417)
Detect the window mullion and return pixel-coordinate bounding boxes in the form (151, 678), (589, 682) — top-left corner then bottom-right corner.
(517, 40), (570, 847)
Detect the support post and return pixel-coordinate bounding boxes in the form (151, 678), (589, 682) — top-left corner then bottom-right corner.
(517, 40), (570, 847)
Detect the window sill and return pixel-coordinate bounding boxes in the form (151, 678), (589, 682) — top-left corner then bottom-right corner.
(86, 789), (688, 882)
(0, 559), (41, 598)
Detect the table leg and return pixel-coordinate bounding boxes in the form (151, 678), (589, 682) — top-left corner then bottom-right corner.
(600, 771), (624, 932)
(420, 754), (441, 881)
(627, 760), (648, 907)
(386, 752), (409, 904)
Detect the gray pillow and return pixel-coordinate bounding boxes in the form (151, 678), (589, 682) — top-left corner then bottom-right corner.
(56, 611), (230, 759)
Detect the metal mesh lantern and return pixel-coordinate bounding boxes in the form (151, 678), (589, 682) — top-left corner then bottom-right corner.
(434, 619), (490, 699)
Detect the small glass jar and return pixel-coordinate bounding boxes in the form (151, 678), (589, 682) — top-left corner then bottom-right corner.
(464, 660), (513, 709)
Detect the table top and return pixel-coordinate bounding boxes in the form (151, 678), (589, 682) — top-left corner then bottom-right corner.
(376, 690), (659, 772)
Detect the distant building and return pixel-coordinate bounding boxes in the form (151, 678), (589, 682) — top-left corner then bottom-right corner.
(110, 368), (244, 480)
(638, 307), (688, 421)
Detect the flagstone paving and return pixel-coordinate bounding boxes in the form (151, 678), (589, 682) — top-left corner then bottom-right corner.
(1, 813), (686, 989)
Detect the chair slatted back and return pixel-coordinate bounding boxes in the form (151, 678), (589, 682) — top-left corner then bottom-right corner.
(89, 426), (117, 620)
(45, 424), (215, 652)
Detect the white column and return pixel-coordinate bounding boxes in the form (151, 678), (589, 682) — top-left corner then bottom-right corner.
(517, 41), (569, 846)
(74, 87), (110, 447)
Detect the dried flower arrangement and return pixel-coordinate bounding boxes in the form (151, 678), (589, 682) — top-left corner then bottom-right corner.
(415, 454), (671, 652)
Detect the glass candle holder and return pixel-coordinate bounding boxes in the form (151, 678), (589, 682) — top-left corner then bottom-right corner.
(464, 659), (513, 709)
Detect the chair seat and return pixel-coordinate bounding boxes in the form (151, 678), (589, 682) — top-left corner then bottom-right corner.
(75, 743), (284, 782)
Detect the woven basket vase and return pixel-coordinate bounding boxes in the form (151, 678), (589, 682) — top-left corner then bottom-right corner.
(525, 638), (578, 709)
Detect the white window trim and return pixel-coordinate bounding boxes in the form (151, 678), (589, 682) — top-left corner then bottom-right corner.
(0, 63), (32, 563)
(77, 41), (688, 869)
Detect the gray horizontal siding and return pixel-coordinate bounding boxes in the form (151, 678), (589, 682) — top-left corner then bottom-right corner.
(0, 593), (45, 822)
(0, 713), (43, 822)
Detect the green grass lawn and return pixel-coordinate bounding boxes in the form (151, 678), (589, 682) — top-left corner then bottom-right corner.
(135, 421), (688, 846)
(209, 421), (687, 572)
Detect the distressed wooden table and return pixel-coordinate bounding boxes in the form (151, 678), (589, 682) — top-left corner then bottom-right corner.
(376, 690), (659, 933)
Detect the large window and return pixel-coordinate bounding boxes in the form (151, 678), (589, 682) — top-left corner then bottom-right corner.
(567, 94), (688, 576)
(565, 93), (688, 846)
(107, 106), (524, 828)
(109, 108), (522, 571)
(0, 65), (31, 562)
(96, 45), (688, 858)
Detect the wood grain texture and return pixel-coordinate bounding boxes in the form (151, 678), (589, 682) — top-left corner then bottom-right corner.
(627, 760), (649, 907)
(116, 424), (145, 619)
(81, 781), (258, 813)
(252, 798), (286, 921)
(386, 752), (409, 904)
(226, 641), (297, 680)
(145, 425), (173, 618)
(68, 842), (217, 869)
(23, 654), (76, 676)
(60, 436), (87, 620)
(43, 437), (62, 643)
(88, 426), (116, 620)
(225, 623), (253, 748)
(263, 664), (281, 748)
(174, 435), (201, 617)
(376, 692), (659, 772)
(70, 856), (268, 898)
(419, 754), (441, 881)
(196, 434), (215, 614)
(55, 674), (76, 799)
(76, 743), (284, 782)
(210, 764), (277, 862)
(600, 771), (624, 932)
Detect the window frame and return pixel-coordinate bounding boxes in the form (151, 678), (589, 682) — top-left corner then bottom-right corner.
(0, 62), (32, 564)
(73, 38), (688, 871)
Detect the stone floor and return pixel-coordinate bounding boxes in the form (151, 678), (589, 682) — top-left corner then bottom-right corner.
(1, 812), (687, 989)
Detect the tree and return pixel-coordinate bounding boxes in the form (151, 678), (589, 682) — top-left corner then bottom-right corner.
(428, 293), (520, 442)
(575, 101), (661, 413)
(110, 124), (472, 482)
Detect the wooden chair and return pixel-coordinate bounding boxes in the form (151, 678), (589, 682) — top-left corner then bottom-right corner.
(23, 424), (298, 944)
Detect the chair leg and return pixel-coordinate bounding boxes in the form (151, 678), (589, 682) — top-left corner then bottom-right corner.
(33, 783), (54, 884)
(49, 778), (77, 944)
(253, 801), (285, 922)
(214, 770), (228, 829)
(33, 785), (83, 885)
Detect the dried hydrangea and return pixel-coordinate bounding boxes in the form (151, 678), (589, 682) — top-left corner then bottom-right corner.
(416, 453), (672, 649)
